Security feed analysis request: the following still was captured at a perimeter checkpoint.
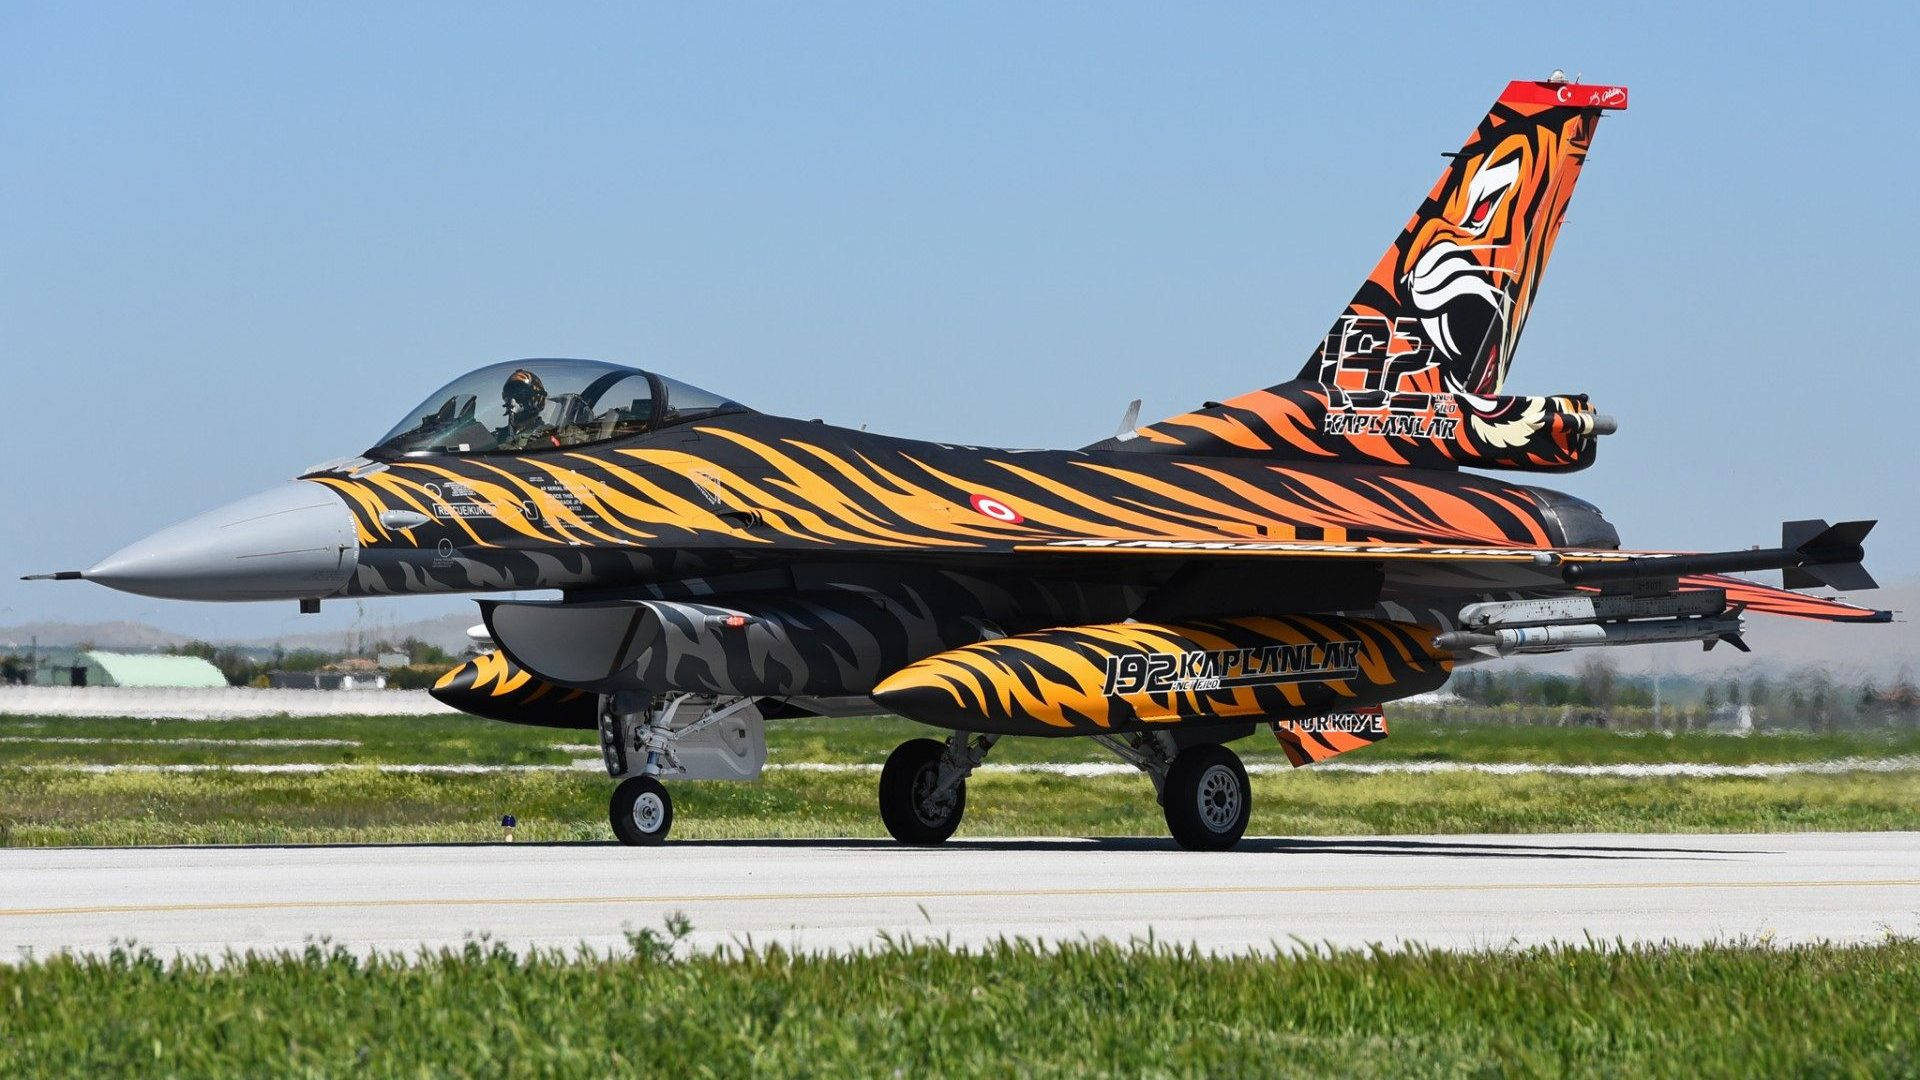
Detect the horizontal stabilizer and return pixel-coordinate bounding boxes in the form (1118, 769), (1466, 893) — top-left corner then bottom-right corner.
(1001, 535), (1891, 623)
(1678, 574), (1890, 624)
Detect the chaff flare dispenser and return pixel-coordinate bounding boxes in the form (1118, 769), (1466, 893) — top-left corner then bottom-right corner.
(31, 77), (1888, 850)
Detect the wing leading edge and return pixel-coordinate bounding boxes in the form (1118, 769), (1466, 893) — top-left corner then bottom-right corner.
(1010, 536), (1891, 624)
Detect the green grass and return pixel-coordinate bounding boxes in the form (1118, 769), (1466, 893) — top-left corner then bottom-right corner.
(0, 713), (586, 767)
(4, 765), (1918, 847)
(7, 711), (1920, 767)
(3, 932), (1917, 1078)
(774, 711), (1920, 767)
(4, 711), (1919, 846)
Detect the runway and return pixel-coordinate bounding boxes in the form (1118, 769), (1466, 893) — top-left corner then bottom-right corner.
(3, 832), (1916, 960)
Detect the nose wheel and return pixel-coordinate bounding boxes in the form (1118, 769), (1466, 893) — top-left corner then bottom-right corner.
(609, 775), (674, 845)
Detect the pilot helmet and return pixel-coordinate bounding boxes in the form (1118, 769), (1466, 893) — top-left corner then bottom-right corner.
(502, 368), (548, 421)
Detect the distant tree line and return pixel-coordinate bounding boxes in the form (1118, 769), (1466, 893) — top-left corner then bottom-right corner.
(163, 636), (457, 688)
(1447, 658), (1920, 732)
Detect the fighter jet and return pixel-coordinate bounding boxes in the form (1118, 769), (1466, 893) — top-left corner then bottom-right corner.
(29, 77), (1889, 850)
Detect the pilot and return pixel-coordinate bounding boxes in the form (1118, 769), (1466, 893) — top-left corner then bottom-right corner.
(496, 368), (553, 449)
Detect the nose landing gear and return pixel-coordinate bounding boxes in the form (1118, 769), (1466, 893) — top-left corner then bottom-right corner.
(600, 691), (766, 846)
(610, 774), (673, 845)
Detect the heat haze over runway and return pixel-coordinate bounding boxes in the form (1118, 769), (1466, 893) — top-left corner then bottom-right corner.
(3, 833), (1916, 960)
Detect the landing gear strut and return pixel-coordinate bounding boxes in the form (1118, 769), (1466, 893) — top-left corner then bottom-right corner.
(879, 731), (998, 844)
(600, 691), (765, 846)
(1094, 732), (1252, 851)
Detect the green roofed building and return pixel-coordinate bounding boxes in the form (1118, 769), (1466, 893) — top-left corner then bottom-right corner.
(15, 649), (227, 689)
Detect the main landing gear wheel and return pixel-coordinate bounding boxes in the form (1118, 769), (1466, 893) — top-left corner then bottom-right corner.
(1162, 744), (1251, 851)
(879, 738), (966, 844)
(610, 775), (673, 846)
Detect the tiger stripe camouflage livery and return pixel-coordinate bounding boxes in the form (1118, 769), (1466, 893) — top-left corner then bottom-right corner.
(1098, 81), (1627, 471)
(1271, 706), (1389, 767)
(431, 648), (595, 729)
(1675, 575), (1891, 625)
(478, 589), (1011, 699)
(870, 616), (1450, 736)
(302, 407), (1882, 631)
(1098, 383), (1610, 472)
(37, 74), (1895, 855)
(304, 412), (1594, 599)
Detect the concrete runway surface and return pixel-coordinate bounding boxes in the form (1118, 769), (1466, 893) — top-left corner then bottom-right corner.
(3, 832), (1917, 960)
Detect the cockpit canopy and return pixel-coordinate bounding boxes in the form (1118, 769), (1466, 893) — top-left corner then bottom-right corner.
(370, 359), (748, 456)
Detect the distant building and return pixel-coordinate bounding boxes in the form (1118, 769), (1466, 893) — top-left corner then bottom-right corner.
(1697, 703), (1757, 736)
(268, 657), (388, 691)
(463, 623), (493, 658)
(12, 648), (226, 689)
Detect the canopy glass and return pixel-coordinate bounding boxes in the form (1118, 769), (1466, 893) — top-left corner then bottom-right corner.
(370, 359), (748, 456)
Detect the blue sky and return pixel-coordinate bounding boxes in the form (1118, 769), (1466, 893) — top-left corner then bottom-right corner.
(3, 2), (1915, 641)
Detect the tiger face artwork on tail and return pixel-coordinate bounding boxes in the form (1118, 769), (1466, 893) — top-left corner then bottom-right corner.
(1097, 80), (1628, 471)
(1315, 86), (1615, 403)
(1389, 109), (1600, 398)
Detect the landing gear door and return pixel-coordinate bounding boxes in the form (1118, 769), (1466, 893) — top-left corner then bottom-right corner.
(603, 694), (768, 782)
(669, 702), (767, 781)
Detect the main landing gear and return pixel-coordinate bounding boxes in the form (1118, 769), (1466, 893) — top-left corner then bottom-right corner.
(878, 732), (999, 844)
(874, 728), (1254, 850)
(1161, 744), (1252, 851)
(1094, 732), (1252, 851)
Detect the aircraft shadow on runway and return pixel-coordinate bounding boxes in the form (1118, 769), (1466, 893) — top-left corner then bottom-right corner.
(111, 836), (1758, 861)
(679, 836), (1748, 861)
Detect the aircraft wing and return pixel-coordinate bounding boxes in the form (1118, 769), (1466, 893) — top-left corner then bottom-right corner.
(1003, 535), (1891, 624)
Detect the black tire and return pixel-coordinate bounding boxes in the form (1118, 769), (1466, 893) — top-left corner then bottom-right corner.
(879, 738), (966, 844)
(1162, 744), (1251, 851)
(609, 775), (673, 846)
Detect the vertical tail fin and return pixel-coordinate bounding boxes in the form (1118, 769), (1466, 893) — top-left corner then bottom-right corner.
(1093, 78), (1628, 470)
(1306, 79), (1627, 398)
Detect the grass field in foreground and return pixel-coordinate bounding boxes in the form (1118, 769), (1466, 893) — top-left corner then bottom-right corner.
(3, 934), (1916, 1077)
(5, 765), (1918, 846)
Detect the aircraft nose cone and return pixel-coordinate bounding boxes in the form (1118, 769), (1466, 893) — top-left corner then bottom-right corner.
(84, 481), (359, 601)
